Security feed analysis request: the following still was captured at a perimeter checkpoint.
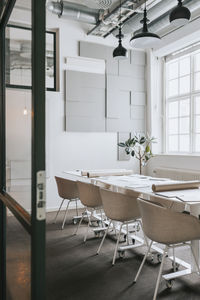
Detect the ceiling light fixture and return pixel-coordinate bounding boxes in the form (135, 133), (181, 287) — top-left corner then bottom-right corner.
(170, 0), (191, 26)
(113, 0), (128, 60)
(130, 0), (161, 49)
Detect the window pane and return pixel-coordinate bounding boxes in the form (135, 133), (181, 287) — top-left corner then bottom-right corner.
(195, 116), (200, 132)
(169, 135), (178, 152)
(179, 135), (190, 152)
(169, 118), (178, 134)
(194, 72), (200, 91)
(168, 101), (178, 117)
(179, 75), (190, 94)
(195, 134), (200, 152)
(180, 117), (190, 134)
(169, 79), (178, 97)
(194, 96), (200, 114)
(180, 99), (190, 116)
(168, 61), (178, 79)
(180, 57), (190, 76)
(194, 53), (200, 72)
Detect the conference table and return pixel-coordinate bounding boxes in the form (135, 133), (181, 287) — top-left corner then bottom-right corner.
(63, 170), (200, 284)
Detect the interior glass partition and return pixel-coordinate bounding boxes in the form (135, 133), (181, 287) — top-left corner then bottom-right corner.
(5, 5), (32, 211)
(0, 0), (46, 299)
(5, 1), (32, 297)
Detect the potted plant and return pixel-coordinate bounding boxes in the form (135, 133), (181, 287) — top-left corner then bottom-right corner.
(118, 134), (156, 175)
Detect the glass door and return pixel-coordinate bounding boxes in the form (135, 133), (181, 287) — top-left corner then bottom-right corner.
(0, 0), (46, 299)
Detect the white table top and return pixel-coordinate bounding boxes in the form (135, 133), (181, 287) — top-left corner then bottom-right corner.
(63, 170), (200, 205)
(92, 174), (200, 205)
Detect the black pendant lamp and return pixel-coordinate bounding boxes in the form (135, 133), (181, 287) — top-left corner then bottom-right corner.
(113, 0), (128, 60)
(170, 0), (191, 26)
(113, 26), (128, 60)
(130, 0), (161, 49)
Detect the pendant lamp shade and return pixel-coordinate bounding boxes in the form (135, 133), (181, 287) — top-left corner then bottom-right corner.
(130, 5), (160, 49)
(113, 27), (128, 60)
(170, 0), (191, 26)
(113, 0), (128, 60)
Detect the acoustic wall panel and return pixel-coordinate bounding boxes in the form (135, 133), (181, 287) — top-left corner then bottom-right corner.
(131, 106), (145, 120)
(132, 50), (146, 65)
(66, 117), (105, 132)
(118, 51), (146, 77)
(131, 92), (146, 106)
(80, 42), (107, 60)
(65, 70), (106, 132)
(71, 42), (147, 134)
(66, 99), (105, 118)
(132, 119), (146, 132)
(117, 132), (131, 161)
(80, 41), (118, 75)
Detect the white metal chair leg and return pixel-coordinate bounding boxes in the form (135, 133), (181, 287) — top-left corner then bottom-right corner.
(61, 200), (71, 229)
(53, 198), (64, 224)
(84, 210), (93, 243)
(153, 246), (168, 300)
(75, 199), (78, 216)
(100, 209), (104, 227)
(134, 240), (153, 282)
(190, 244), (200, 273)
(74, 207), (87, 235)
(126, 223), (130, 245)
(112, 222), (117, 237)
(97, 220), (112, 254)
(172, 247), (176, 272)
(112, 223), (123, 265)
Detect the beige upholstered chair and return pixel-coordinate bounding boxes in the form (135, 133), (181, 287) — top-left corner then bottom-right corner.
(134, 197), (200, 300)
(75, 181), (103, 242)
(97, 188), (141, 265)
(54, 176), (79, 229)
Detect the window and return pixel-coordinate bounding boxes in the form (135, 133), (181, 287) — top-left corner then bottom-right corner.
(165, 50), (200, 153)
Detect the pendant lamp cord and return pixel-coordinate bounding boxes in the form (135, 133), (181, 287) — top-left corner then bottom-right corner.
(119, 0), (122, 45)
(143, 0), (148, 33)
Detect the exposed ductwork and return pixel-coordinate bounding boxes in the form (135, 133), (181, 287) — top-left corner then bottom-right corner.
(46, 1), (99, 25)
(145, 0), (200, 35)
(119, 0), (200, 37)
(120, 0), (175, 35)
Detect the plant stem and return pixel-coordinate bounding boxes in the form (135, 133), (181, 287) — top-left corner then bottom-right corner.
(139, 159), (142, 175)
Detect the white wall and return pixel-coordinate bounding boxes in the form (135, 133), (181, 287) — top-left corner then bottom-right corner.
(6, 7), (145, 212)
(45, 12), (141, 210)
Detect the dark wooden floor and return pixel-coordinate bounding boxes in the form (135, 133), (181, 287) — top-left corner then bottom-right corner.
(6, 210), (200, 300)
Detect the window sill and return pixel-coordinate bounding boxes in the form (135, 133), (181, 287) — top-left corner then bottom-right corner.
(154, 153), (200, 158)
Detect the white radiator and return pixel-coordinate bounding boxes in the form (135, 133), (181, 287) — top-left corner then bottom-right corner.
(153, 167), (200, 181)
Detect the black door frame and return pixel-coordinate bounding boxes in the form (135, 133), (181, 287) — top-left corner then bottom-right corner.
(0, 1), (46, 299)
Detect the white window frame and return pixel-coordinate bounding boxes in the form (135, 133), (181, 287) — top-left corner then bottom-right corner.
(165, 49), (200, 155)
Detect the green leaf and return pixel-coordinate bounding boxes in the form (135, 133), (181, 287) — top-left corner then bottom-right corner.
(118, 142), (126, 147)
(125, 147), (130, 155)
(130, 138), (136, 146)
(140, 137), (146, 144)
(145, 145), (150, 153)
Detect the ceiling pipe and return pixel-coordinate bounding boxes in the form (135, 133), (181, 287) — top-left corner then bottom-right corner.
(145, 0), (200, 34)
(46, 1), (99, 25)
(113, 0), (199, 37)
(113, 0), (174, 36)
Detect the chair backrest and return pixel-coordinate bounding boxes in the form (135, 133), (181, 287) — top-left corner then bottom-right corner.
(149, 195), (185, 212)
(55, 176), (79, 200)
(77, 181), (102, 208)
(100, 188), (141, 222)
(137, 197), (200, 245)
